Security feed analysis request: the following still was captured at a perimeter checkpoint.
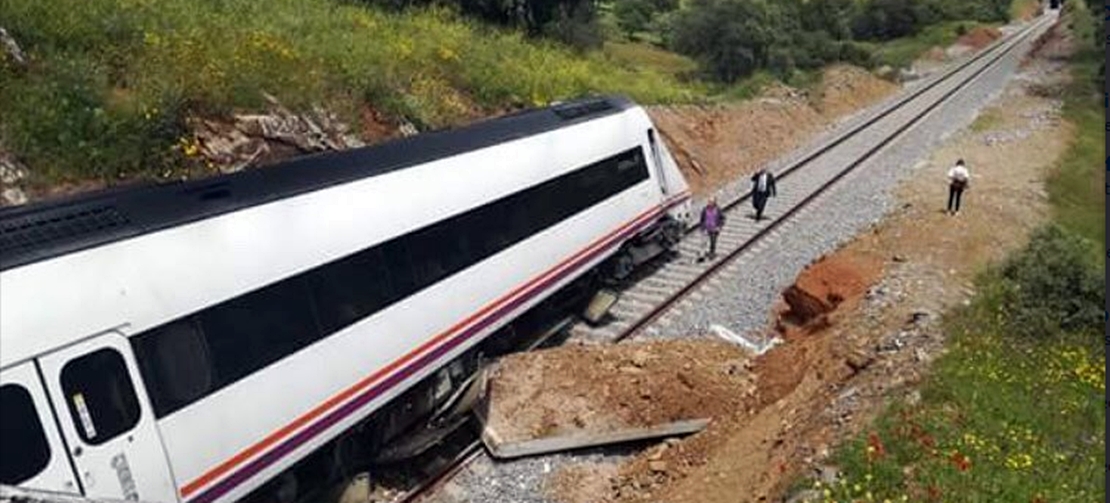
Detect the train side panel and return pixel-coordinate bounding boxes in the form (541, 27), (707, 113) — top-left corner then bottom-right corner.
(0, 103), (690, 503)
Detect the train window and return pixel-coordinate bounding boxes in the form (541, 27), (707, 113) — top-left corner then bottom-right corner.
(0, 385), (52, 485)
(502, 198), (533, 249)
(381, 238), (418, 296)
(60, 348), (141, 445)
(132, 318), (214, 417)
(130, 147), (650, 417)
(406, 225), (451, 287)
(201, 279), (321, 387)
(309, 247), (397, 334)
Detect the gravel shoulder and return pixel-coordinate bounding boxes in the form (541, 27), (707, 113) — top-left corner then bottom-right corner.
(598, 17), (1071, 503)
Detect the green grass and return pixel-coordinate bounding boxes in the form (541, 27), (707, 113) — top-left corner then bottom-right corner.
(791, 17), (1106, 503)
(969, 108), (1004, 132)
(601, 41), (699, 78)
(862, 21), (994, 70)
(0, 0), (703, 185)
(1009, 0), (1040, 20)
(1046, 51), (1104, 249)
(815, 317), (1103, 502)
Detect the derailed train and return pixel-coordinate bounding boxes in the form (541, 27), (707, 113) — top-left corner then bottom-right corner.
(0, 96), (692, 503)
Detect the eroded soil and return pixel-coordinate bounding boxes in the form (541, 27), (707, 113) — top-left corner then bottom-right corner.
(549, 18), (1071, 503)
(484, 340), (755, 444)
(649, 66), (897, 197)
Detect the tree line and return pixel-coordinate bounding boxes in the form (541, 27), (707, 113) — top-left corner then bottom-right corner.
(348, 0), (1017, 82)
(644, 0), (1014, 82)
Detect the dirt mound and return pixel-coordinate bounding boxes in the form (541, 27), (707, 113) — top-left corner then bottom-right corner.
(591, 27), (1070, 502)
(583, 249), (883, 503)
(778, 252), (883, 327)
(957, 26), (1002, 50)
(485, 339), (755, 444)
(815, 65), (899, 119)
(648, 100), (825, 198)
(649, 65), (898, 198)
(923, 46), (947, 62)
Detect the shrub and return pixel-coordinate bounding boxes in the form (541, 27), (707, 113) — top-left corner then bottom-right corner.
(999, 225), (1103, 338)
(668, 0), (776, 82)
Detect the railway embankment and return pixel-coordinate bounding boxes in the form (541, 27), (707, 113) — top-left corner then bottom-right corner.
(646, 66), (899, 198)
(417, 9), (1097, 503)
(559, 11), (1095, 503)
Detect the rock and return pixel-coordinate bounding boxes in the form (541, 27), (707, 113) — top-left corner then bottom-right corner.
(787, 489), (823, 503)
(898, 67), (922, 82)
(910, 311), (932, 325)
(194, 95), (365, 173)
(648, 461), (668, 473)
(399, 120), (419, 137)
(783, 285), (833, 322)
(2, 187), (27, 206)
(845, 351), (874, 374)
(817, 465), (839, 485)
(892, 254), (907, 262)
(0, 27), (26, 69)
(874, 65), (896, 81)
(913, 348), (929, 363)
(906, 390), (922, 406)
(0, 153), (27, 185)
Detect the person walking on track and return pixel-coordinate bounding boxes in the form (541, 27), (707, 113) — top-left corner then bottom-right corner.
(946, 159), (970, 215)
(750, 168), (777, 221)
(698, 197), (724, 261)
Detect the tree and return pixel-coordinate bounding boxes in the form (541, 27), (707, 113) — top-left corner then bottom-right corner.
(799, 0), (856, 40)
(613, 0), (655, 38)
(670, 0), (775, 82)
(853, 0), (924, 40)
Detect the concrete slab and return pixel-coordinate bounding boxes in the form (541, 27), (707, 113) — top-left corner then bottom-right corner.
(479, 417), (709, 459)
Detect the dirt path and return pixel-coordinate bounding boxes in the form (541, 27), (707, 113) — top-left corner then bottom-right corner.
(550, 19), (1072, 503)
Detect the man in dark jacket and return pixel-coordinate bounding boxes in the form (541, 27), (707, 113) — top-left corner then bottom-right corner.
(751, 169), (777, 221)
(698, 197), (724, 261)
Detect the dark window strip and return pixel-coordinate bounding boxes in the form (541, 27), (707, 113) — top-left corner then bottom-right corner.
(132, 148), (650, 418)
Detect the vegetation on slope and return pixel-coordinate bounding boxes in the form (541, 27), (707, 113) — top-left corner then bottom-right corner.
(796, 3), (1105, 501)
(0, 0), (700, 185)
(0, 0), (1039, 190)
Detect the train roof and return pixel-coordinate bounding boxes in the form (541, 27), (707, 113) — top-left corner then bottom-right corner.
(0, 95), (637, 272)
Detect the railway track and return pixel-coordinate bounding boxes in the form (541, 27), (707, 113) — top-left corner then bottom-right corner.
(566, 12), (1055, 345)
(390, 12), (1055, 503)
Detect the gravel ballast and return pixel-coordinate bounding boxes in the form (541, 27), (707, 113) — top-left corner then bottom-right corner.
(420, 16), (1053, 503)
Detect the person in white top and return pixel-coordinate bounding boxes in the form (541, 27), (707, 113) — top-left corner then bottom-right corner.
(946, 159), (970, 215)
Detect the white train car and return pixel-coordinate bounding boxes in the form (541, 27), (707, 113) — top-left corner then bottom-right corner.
(0, 96), (691, 503)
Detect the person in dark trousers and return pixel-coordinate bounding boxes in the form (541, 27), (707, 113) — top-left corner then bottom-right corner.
(698, 197), (724, 261)
(750, 168), (776, 221)
(946, 159), (970, 215)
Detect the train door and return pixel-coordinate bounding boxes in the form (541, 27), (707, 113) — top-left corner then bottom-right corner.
(646, 129), (670, 196)
(38, 332), (178, 502)
(0, 362), (81, 494)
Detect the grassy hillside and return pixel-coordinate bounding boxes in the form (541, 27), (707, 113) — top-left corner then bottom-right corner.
(0, 0), (702, 185)
(0, 0), (1037, 191)
(861, 21), (997, 69)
